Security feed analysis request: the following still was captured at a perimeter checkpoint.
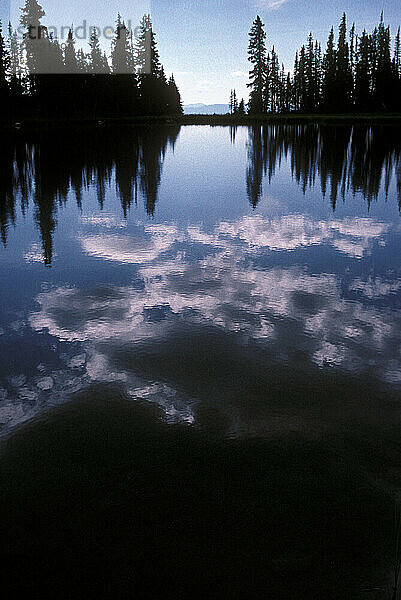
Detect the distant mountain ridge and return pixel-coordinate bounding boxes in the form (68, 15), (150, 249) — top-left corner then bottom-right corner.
(184, 103), (229, 115)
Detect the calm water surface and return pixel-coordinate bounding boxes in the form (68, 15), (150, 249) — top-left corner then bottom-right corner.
(0, 124), (401, 598)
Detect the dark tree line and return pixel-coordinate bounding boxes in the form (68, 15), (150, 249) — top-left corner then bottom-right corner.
(0, 124), (180, 264)
(229, 89), (245, 115)
(0, 0), (183, 120)
(247, 13), (401, 114)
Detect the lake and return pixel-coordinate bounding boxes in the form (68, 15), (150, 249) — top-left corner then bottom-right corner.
(0, 123), (401, 598)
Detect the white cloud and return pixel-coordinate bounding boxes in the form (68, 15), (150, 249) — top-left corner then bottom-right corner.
(217, 214), (389, 257)
(80, 224), (181, 264)
(79, 213), (127, 228)
(29, 215), (401, 389)
(15, 213), (399, 438)
(263, 0), (290, 9)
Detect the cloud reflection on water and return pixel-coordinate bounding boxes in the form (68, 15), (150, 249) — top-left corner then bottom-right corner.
(23, 213), (401, 434)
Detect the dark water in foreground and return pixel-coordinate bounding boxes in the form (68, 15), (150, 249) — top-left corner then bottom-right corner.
(0, 124), (401, 598)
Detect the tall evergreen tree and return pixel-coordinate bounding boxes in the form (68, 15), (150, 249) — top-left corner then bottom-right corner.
(64, 28), (78, 72)
(394, 27), (401, 75)
(336, 13), (353, 110)
(20, 0), (46, 74)
(322, 27), (337, 109)
(167, 74), (183, 114)
(349, 22), (356, 102)
(229, 88), (238, 113)
(135, 14), (162, 77)
(111, 15), (131, 74)
(237, 98), (246, 114)
(296, 45), (307, 110)
(7, 23), (25, 96)
(89, 29), (109, 73)
(0, 20), (9, 92)
(394, 26), (401, 110)
(372, 13), (393, 109)
(110, 16), (138, 116)
(305, 33), (315, 110)
(135, 15), (170, 114)
(247, 16), (267, 114)
(354, 30), (371, 109)
(268, 46), (280, 112)
(135, 14), (151, 75)
(149, 23), (163, 78)
(314, 40), (323, 108)
(284, 72), (292, 111)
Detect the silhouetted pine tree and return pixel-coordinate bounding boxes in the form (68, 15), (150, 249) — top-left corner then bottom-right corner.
(372, 13), (393, 109)
(247, 16), (267, 114)
(354, 30), (371, 109)
(305, 33), (315, 111)
(238, 98), (246, 114)
(394, 27), (401, 74)
(292, 33), (322, 112)
(135, 14), (151, 75)
(0, 20), (9, 96)
(167, 74), (183, 114)
(335, 13), (353, 111)
(111, 16), (131, 74)
(393, 27), (401, 110)
(278, 63), (286, 112)
(135, 15), (171, 115)
(169, 74), (180, 109)
(349, 22), (356, 102)
(268, 46), (280, 112)
(322, 27), (337, 110)
(64, 29), (78, 72)
(20, 0), (46, 77)
(314, 41), (323, 108)
(7, 23), (26, 97)
(263, 52), (270, 112)
(229, 89), (238, 113)
(20, 0), (66, 116)
(296, 45), (307, 110)
(110, 16), (138, 116)
(89, 29), (108, 73)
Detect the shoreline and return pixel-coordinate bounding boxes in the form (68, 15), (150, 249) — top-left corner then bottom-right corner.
(1, 112), (401, 130)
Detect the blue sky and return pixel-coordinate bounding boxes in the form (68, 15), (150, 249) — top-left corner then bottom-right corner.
(1, 0), (400, 104)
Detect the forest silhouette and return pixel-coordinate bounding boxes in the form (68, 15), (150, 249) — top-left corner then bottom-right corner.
(0, 1), (183, 120)
(243, 12), (401, 115)
(1, 5), (401, 121)
(1, 123), (400, 265)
